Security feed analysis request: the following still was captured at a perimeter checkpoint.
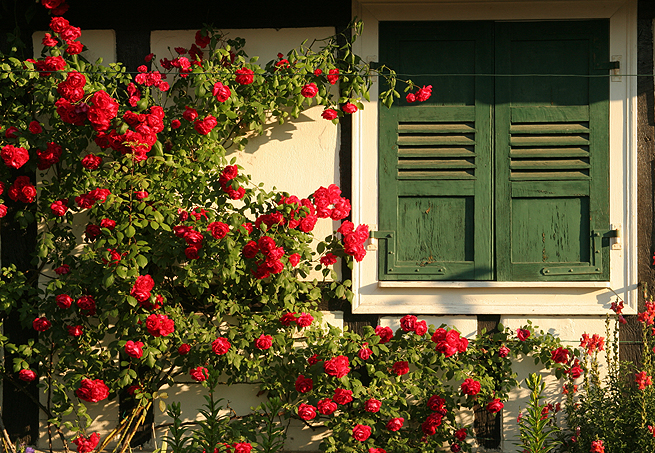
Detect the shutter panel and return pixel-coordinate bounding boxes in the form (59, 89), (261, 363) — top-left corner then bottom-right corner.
(494, 21), (610, 281)
(378, 22), (493, 280)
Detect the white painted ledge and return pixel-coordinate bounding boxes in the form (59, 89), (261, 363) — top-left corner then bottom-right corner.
(378, 281), (611, 288)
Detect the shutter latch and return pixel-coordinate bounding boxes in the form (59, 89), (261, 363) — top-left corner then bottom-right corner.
(609, 224), (621, 250)
(368, 229), (393, 251)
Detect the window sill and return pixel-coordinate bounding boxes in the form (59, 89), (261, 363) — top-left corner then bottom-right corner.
(378, 281), (611, 289)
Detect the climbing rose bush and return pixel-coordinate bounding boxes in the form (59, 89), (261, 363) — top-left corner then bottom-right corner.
(0, 3), (575, 453)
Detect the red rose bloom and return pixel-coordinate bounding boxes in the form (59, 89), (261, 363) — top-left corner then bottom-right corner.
(333, 388), (353, 405)
(76, 378), (109, 403)
(386, 417), (404, 432)
(89, 188), (110, 202)
(145, 314), (175, 337)
(54, 264), (70, 275)
(190, 366), (208, 382)
(29, 121), (42, 134)
(207, 221), (229, 239)
(400, 315), (417, 332)
(324, 355), (350, 378)
(342, 102), (357, 114)
(289, 253), (300, 267)
(235, 68), (254, 85)
(33, 317), (51, 332)
(416, 85), (432, 102)
(57, 71), (86, 102)
(56, 294), (73, 309)
(67, 325), (83, 336)
(255, 334), (273, 350)
(1, 145), (29, 169)
(392, 360), (410, 376)
(183, 106), (198, 122)
(35, 56), (66, 76)
(296, 313), (314, 328)
(298, 403), (317, 421)
(321, 109), (338, 120)
(327, 68), (339, 85)
(8, 177), (37, 203)
(461, 378), (481, 396)
(454, 428), (467, 441)
(72, 433), (100, 453)
(301, 83), (318, 98)
(194, 115), (217, 135)
(50, 200), (68, 216)
(213, 82), (231, 102)
(375, 326), (394, 344)
(125, 340), (144, 359)
(358, 347), (373, 360)
(221, 164), (238, 181)
(171, 119), (181, 129)
(499, 345), (510, 357)
(280, 312), (297, 326)
(243, 241), (259, 259)
(185, 246), (200, 260)
(212, 337), (231, 355)
(4, 126), (18, 138)
(19, 369), (36, 382)
(352, 424), (371, 442)
(428, 395), (446, 411)
(134, 191), (149, 200)
(317, 398), (337, 415)
(458, 336), (469, 353)
(0, 204), (6, 218)
(486, 398), (504, 413)
(127, 385), (141, 396)
(365, 398), (381, 413)
(415, 320), (428, 336)
(517, 328), (531, 341)
(131, 274), (155, 303)
(42, 32), (58, 46)
(76, 295), (96, 316)
(195, 30), (210, 48)
(422, 413), (444, 436)
(85, 224), (101, 240)
(433, 328), (466, 357)
(100, 218), (116, 230)
(295, 375), (313, 393)
(60, 25), (81, 42)
(66, 41), (84, 55)
(49, 16), (69, 33)
(551, 347), (569, 364)
(369, 449), (387, 453)
(320, 253), (337, 266)
(178, 343), (191, 355)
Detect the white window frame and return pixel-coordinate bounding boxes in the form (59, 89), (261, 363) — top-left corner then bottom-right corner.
(350, 0), (638, 315)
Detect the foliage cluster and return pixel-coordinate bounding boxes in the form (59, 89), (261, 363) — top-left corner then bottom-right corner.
(557, 300), (655, 453)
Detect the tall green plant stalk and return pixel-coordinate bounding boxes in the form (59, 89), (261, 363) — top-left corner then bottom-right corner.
(517, 373), (560, 453)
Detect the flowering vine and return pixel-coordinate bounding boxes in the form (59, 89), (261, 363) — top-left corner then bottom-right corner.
(0, 3), (578, 453)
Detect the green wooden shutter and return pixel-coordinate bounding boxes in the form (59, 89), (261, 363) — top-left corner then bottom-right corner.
(378, 22), (493, 280)
(494, 21), (610, 281)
